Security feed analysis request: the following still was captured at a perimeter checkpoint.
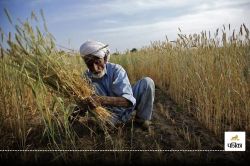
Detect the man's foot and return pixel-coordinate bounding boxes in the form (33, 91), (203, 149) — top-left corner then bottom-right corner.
(134, 118), (152, 132)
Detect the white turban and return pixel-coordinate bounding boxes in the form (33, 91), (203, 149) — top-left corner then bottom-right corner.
(79, 41), (110, 61)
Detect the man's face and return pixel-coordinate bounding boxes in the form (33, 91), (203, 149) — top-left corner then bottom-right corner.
(83, 55), (106, 77)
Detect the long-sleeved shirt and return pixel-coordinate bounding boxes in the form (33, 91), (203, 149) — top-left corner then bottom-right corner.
(85, 62), (136, 123)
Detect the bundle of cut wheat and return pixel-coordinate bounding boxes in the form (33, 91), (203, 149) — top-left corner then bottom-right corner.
(2, 10), (114, 127)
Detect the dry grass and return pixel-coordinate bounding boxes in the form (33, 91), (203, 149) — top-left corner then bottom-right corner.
(0, 10), (114, 154)
(112, 24), (250, 136)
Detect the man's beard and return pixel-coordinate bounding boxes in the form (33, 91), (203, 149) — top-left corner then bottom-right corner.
(92, 67), (106, 78)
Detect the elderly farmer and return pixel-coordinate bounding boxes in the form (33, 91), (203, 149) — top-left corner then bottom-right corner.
(77, 40), (155, 130)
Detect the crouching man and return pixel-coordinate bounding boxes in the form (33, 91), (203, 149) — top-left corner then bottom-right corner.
(77, 40), (155, 131)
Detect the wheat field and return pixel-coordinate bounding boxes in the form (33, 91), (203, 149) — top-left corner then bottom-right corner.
(0, 10), (249, 164)
(112, 25), (250, 136)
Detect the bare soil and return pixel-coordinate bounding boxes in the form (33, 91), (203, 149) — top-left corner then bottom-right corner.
(69, 87), (249, 165)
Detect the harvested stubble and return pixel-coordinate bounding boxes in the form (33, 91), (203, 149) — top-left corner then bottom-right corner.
(2, 13), (114, 127)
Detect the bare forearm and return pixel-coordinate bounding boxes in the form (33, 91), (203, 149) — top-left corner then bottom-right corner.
(97, 96), (132, 107)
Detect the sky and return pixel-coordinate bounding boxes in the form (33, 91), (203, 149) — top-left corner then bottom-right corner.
(0, 0), (250, 53)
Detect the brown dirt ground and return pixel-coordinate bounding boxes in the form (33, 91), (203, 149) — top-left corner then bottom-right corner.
(69, 87), (249, 165)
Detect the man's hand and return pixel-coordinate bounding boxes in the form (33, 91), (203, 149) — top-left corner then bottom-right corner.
(78, 94), (101, 110)
(90, 94), (102, 105)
